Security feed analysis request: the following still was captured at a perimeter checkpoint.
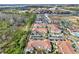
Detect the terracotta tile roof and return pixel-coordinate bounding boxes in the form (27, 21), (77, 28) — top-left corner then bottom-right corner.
(32, 28), (48, 33)
(33, 23), (46, 27)
(65, 40), (72, 44)
(48, 24), (61, 33)
(70, 26), (79, 32)
(26, 40), (33, 49)
(43, 39), (51, 49)
(57, 40), (76, 54)
(27, 39), (51, 50)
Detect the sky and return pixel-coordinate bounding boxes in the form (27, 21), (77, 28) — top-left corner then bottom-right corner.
(0, 0), (79, 4)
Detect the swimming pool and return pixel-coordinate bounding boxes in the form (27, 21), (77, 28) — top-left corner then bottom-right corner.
(72, 32), (79, 37)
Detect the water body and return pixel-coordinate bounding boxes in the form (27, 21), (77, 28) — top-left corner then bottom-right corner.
(72, 32), (79, 37)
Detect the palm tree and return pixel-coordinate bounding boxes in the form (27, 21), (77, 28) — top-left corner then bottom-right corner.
(60, 19), (70, 29)
(60, 19), (72, 34)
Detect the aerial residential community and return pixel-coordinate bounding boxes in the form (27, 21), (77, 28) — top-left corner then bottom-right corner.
(0, 4), (79, 54)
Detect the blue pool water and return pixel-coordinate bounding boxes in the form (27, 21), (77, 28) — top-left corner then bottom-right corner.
(72, 32), (79, 37)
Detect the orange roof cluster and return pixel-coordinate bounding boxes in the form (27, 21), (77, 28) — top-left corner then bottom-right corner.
(32, 28), (48, 33)
(48, 24), (61, 33)
(57, 40), (76, 54)
(27, 39), (51, 50)
(70, 26), (79, 32)
(33, 23), (47, 27)
(32, 23), (48, 33)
